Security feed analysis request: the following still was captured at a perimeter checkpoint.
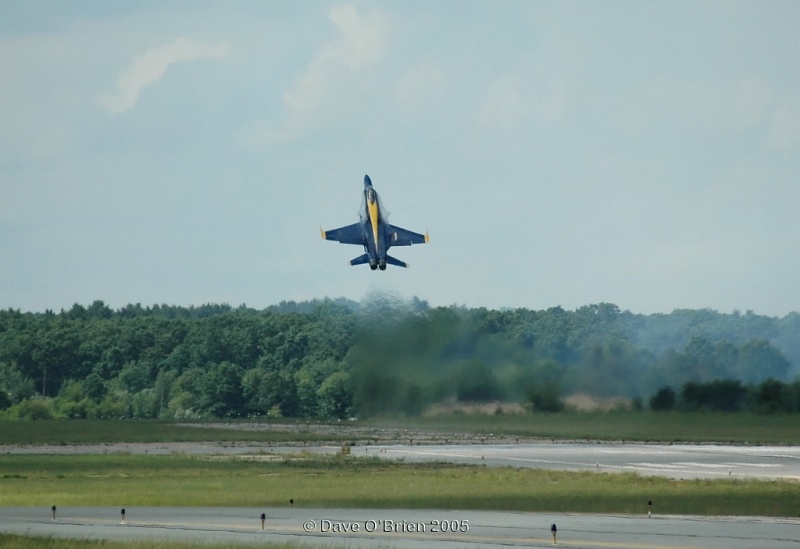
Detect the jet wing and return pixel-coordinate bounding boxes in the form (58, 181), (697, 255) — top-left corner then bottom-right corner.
(387, 224), (429, 246)
(322, 223), (364, 245)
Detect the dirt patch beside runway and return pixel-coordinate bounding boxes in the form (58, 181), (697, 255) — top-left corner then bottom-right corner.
(0, 422), (539, 456)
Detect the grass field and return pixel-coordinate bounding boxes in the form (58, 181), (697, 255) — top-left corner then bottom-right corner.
(2, 412), (800, 446)
(0, 419), (346, 446)
(0, 454), (798, 517)
(0, 534), (316, 549)
(1, 416), (799, 548)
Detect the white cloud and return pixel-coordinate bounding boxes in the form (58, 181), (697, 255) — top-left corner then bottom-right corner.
(245, 5), (389, 146)
(283, 5), (388, 115)
(477, 74), (564, 129)
(100, 37), (229, 114)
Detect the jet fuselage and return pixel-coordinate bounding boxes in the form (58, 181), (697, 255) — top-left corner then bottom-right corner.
(322, 174), (428, 270)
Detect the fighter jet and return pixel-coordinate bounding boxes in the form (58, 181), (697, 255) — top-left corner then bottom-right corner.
(322, 175), (429, 270)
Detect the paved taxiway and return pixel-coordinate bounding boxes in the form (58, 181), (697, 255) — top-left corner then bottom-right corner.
(2, 506), (799, 548)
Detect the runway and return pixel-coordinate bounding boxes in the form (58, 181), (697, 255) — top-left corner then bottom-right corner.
(2, 506), (799, 548)
(274, 442), (800, 481)
(6, 441), (798, 481)
(2, 442), (799, 546)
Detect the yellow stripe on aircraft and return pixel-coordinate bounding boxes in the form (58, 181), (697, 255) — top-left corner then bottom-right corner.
(368, 199), (380, 248)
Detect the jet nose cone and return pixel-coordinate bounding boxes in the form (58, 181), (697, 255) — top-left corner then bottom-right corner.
(364, 174), (372, 187)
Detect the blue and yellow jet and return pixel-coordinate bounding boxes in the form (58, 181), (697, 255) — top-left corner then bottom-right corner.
(322, 175), (429, 270)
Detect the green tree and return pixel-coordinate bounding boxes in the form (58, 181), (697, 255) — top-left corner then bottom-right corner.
(116, 361), (152, 394)
(528, 383), (563, 412)
(294, 369), (320, 417)
(152, 370), (176, 417)
(198, 361), (245, 417)
(131, 388), (158, 418)
(649, 386), (676, 411)
(753, 379), (792, 413)
(0, 362), (35, 408)
(8, 398), (54, 420)
(455, 360), (501, 402)
(317, 371), (352, 419)
(242, 367), (293, 416)
(736, 339), (790, 383)
(680, 380), (746, 411)
(681, 336), (723, 382)
(170, 367), (204, 415)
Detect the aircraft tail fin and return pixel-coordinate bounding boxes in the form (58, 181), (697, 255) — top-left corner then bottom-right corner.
(349, 254), (371, 266)
(385, 255), (409, 268)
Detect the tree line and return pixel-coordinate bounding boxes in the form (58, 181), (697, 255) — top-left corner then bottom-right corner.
(0, 297), (798, 419)
(650, 378), (800, 413)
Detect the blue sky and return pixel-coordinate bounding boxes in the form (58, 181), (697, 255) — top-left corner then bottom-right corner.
(2, 1), (799, 316)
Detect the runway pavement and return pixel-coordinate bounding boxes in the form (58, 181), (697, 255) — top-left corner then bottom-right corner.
(4, 441), (800, 481)
(273, 442), (800, 481)
(2, 442), (799, 547)
(2, 506), (799, 548)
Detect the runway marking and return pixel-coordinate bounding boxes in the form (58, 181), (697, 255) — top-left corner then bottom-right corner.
(385, 447), (594, 469)
(378, 446), (800, 480)
(722, 462), (782, 468)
